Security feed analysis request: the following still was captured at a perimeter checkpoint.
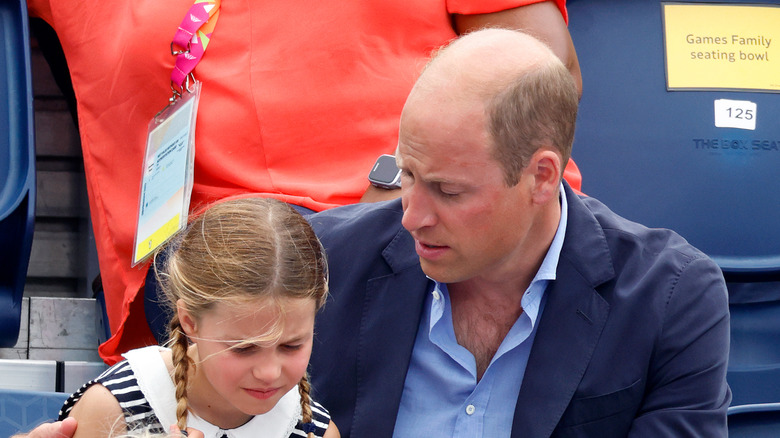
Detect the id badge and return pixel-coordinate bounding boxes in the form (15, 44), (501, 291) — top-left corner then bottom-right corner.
(132, 81), (201, 266)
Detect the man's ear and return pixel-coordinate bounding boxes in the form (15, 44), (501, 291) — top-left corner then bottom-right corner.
(528, 148), (562, 204)
(177, 299), (198, 338)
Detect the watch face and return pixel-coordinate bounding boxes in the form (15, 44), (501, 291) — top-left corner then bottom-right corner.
(369, 155), (401, 185)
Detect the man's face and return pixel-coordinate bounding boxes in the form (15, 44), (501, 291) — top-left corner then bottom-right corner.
(397, 92), (538, 285)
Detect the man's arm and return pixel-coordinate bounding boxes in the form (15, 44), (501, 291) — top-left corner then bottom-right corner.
(628, 256), (731, 436)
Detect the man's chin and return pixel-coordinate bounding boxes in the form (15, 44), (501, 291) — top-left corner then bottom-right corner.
(419, 261), (462, 284)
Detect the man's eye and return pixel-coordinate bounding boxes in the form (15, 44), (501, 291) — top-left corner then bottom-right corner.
(439, 186), (461, 198)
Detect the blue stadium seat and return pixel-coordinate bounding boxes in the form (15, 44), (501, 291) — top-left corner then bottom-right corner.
(0, 0), (36, 347)
(727, 283), (780, 406)
(0, 389), (68, 437)
(728, 287), (780, 370)
(729, 365), (780, 408)
(567, 0), (780, 407)
(728, 403), (780, 438)
(567, 0), (780, 275)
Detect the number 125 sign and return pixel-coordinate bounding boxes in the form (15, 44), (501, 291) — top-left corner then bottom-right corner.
(714, 99), (757, 131)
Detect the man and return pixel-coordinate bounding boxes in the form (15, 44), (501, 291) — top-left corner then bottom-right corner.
(308, 29), (730, 437)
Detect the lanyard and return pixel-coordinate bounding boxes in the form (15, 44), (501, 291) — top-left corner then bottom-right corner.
(133, 0), (216, 265)
(170, 0), (221, 92)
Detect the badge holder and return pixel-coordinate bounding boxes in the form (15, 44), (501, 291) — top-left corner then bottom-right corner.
(132, 80), (201, 266)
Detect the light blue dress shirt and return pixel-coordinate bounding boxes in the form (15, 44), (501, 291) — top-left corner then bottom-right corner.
(393, 187), (569, 437)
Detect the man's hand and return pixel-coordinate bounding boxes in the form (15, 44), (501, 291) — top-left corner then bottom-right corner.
(11, 417), (77, 438)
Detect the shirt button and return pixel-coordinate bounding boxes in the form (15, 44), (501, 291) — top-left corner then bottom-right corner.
(432, 290), (441, 301)
(465, 404), (476, 415)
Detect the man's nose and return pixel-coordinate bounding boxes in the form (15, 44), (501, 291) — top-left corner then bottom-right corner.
(401, 186), (436, 232)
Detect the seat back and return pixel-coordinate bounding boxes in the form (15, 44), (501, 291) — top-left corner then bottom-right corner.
(567, 0), (780, 407)
(0, 389), (68, 437)
(728, 403), (780, 437)
(567, 0), (780, 275)
(729, 366), (780, 407)
(729, 289), (780, 369)
(727, 281), (780, 405)
(0, 0), (36, 347)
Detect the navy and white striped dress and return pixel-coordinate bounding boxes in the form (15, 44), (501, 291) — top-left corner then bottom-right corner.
(58, 347), (331, 438)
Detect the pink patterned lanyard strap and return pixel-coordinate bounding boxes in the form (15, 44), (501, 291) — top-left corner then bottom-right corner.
(170, 0), (221, 91)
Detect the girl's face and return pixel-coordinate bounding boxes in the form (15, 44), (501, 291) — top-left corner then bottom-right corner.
(181, 297), (316, 424)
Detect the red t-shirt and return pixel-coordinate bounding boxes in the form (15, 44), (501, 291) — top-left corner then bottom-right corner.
(29, 0), (575, 363)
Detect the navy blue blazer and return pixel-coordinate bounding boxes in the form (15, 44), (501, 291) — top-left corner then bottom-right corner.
(308, 183), (730, 438)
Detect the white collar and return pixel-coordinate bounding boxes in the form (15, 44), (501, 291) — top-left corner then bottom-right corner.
(123, 346), (300, 438)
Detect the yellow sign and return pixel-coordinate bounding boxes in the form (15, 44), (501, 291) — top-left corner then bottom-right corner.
(662, 3), (780, 92)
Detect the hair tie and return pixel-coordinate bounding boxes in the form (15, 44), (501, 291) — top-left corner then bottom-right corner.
(301, 422), (317, 434)
(179, 430), (189, 437)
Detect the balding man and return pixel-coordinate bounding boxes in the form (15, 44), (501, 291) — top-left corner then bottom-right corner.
(308, 29), (730, 437)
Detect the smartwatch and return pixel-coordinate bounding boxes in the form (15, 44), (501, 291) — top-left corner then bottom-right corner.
(368, 154), (402, 189)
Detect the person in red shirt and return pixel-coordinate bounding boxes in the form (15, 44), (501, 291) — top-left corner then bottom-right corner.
(27, 0), (582, 364)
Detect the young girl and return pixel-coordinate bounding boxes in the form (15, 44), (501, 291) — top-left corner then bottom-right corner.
(56, 198), (339, 438)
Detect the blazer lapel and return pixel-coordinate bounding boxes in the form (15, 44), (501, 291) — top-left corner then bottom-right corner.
(349, 227), (429, 438)
(511, 266), (610, 437)
(511, 185), (615, 438)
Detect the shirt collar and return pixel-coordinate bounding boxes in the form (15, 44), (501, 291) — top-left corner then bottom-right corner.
(534, 182), (568, 282)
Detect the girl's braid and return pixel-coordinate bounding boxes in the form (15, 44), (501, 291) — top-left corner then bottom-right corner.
(169, 314), (193, 431)
(298, 373), (315, 438)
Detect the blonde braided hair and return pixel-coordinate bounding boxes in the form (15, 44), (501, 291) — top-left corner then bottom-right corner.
(169, 314), (194, 431)
(298, 373), (315, 438)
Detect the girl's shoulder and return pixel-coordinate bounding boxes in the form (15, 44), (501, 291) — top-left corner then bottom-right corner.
(59, 357), (166, 433)
(63, 382), (124, 437)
